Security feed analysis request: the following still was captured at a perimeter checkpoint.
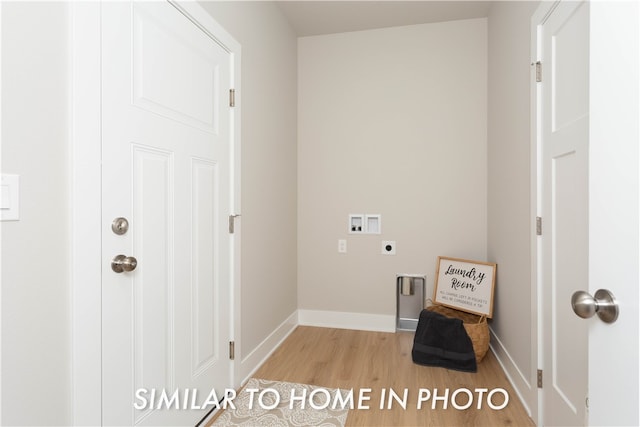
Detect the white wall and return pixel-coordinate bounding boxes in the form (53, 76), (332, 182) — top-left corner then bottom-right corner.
(199, 1), (299, 380)
(1, 3), (71, 425)
(487, 0), (540, 420)
(297, 19), (488, 327)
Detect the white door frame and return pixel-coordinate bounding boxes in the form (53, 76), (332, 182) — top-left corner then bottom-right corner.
(69, 2), (241, 424)
(530, 3), (558, 425)
(0, 2), (3, 423)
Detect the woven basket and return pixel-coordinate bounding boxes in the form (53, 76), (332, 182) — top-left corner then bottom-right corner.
(426, 304), (489, 363)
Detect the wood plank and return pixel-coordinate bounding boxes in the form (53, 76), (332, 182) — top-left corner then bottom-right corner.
(211, 326), (535, 426)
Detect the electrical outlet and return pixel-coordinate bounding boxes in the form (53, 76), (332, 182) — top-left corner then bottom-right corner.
(338, 239), (347, 253)
(381, 240), (396, 255)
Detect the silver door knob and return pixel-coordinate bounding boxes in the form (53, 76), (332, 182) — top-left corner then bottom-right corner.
(111, 217), (129, 235)
(111, 254), (138, 273)
(571, 289), (619, 323)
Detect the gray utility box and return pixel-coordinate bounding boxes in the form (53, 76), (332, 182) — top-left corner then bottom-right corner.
(396, 274), (426, 332)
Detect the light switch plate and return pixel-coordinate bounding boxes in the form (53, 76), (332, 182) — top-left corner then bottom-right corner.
(338, 239), (347, 253)
(1, 174), (20, 221)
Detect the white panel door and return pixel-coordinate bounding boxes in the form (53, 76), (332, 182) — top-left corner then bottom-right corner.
(540, 1), (589, 426)
(587, 1), (639, 425)
(101, 2), (233, 425)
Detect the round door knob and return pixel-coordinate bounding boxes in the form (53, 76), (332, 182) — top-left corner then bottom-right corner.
(571, 289), (619, 323)
(111, 254), (138, 273)
(571, 291), (598, 319)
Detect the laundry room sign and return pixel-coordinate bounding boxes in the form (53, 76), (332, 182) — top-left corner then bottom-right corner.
(433, 257), (496, 318)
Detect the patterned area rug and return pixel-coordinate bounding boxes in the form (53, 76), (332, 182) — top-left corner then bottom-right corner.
(211, 378), (349, 426)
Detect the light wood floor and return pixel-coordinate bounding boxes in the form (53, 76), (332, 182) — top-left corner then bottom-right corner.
(216, 326), (535, 426)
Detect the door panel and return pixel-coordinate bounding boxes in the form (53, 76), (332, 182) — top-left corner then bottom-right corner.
(191, 159), (219, 373)
(132, 3), (221, 132)
(132, 146), (174, 424)
(551, 3), (589, 131)
(101, 1), (232, 425)
(541, 1), (589, 425)
(551, 148), (587, 415)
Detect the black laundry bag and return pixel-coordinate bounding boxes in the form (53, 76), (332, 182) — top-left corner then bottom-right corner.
(412, 309), (477, 373)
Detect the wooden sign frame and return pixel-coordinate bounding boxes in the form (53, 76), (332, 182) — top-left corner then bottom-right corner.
(433, 256), (497, 318)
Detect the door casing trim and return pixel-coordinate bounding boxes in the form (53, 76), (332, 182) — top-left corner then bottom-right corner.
(529, 2), (560, 425)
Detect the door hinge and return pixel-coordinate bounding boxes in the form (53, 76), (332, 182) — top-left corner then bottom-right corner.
(229, 341), (235, 360)
(536, 216), (542, 236)
(229, 89), (236, 107)
(229, 214), (240, 234)
(537, 369), (543, 388)
(535, 61), (542, 83)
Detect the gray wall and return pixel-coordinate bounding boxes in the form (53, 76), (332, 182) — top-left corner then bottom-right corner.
(198, 1), (299, 378)
(487, 0), (540, 419)
(297, 19), (488, 323)
(1, 3), (72, 425)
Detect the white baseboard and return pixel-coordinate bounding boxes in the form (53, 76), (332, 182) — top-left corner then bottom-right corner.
(239, 310), (298, 385)
(298, 309), (396, 333)
(488, 327), (534, 418)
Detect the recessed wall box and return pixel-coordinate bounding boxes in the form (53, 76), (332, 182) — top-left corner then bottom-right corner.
(349, 214), (364, 233)
(366, 214), (381, 234)
(349, 213), (381, 234)
(396, 274), (426, 331)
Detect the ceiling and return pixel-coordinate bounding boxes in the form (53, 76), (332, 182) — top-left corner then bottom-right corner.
(276, 1), (494, 37)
